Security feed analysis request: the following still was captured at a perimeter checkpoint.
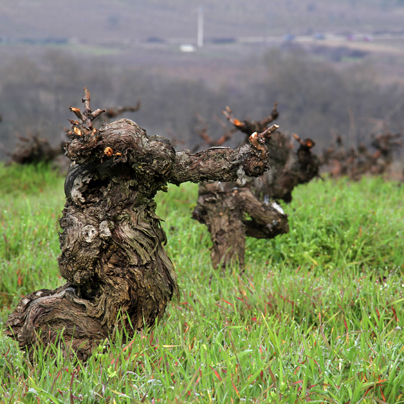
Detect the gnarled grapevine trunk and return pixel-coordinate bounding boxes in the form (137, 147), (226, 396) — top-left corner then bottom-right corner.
(320, 133), (402, 180)
(5, 89), (273, 361)
(9, 132), (65, 165)
(192, 181), (289, 270)
(253, 134), (320, 203)
(192, 106), (320, 270)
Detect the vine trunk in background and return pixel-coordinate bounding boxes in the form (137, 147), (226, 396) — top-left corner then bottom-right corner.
(192, 104), (320, 270)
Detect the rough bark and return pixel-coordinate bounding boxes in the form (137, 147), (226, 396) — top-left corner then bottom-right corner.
(192, 182), (289, 270)
(5, 89), (272, 361)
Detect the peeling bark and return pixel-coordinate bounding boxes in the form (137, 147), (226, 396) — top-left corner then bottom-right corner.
(5, 89), (272, 360)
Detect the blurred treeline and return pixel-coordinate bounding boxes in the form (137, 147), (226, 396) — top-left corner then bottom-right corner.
(0, 48), (403, 160)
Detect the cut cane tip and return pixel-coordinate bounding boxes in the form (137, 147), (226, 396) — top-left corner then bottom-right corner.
(266, 124), (279, 132)
(306, 139), (315, 148)
(262, 124), (279, 138)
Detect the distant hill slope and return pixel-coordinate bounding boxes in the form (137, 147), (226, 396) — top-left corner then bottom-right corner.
(1, 0), (404, 42)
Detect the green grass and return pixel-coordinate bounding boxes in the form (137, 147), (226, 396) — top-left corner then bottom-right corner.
(1, 163), (404, 403)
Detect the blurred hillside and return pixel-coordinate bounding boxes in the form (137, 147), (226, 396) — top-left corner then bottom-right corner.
(0, 0), (403, 162)
(2, 0), (404, 41)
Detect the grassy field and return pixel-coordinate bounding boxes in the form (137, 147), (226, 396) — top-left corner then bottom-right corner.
(0, 163), (403, 403)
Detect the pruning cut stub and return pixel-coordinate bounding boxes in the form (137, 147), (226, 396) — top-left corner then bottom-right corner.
(249, 124), (279, 157)
(305, 139), (315, 148)
(104, 147), (113, 157)
(262, 124), (279, 138)
(73, 127), (82, 137)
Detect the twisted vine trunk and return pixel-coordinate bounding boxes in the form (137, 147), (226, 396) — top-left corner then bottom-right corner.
(193, 125), (320, 269)
(253, 135), (320, 203)
(5, 90), (272, 361)
(9, 133), (65, 165)
(192, 181), (289, 270)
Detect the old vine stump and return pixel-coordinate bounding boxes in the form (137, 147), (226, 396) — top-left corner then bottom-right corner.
(5, 89), (273, 360)
(253, 134), (320, 203)
(192, 181), (289, 269)
(192, 107), (320, 269)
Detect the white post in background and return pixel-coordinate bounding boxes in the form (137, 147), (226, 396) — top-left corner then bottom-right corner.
(197, 6), (204, 48)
